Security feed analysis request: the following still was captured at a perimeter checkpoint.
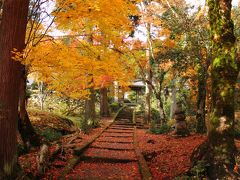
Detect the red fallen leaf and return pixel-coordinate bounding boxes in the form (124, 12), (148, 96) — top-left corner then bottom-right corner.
(91, 141), (134, 150)
(96, 136), (133, 143)
(136, 129), (207, 179)
(67, 161), (141, 179)
(83, 148), (137, 161)
(19, 120), (113, 179)
(234, 164), (239, 173)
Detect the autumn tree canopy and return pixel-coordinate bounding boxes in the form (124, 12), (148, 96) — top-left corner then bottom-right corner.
(1, 0), (240, 179)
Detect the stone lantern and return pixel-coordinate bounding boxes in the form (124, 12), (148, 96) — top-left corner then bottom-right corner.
(172, 101), (189, 136)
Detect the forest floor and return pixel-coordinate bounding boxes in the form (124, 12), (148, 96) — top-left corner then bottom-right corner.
(136, 130), (206, 179)
(18, 111), (208, 179)
(18, 114), (113, 178)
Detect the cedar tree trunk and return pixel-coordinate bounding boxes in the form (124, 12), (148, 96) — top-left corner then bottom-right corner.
(0, 0), (29, 177)
(100, 87), (109, 117)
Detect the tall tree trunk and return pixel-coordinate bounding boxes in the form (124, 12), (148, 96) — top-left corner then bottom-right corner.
(85, 88), (96, 121)
(206, 0), (239, 178)
(157, 73), (166, 125)
(144, 46), (152, 125)
(18, 66), (40, 148)
(145, 83), (151, 124)
(0, 0), (29, 177)
(196, 64), (207, 134)
(170, 79), (177, 119)
(144, 18), (153, 125)
(100, 87), (109, 117)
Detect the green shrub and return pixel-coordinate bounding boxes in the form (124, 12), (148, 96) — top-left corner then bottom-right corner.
(40, 128), (62, 142)
(135, 104), (144, 115)
(190, 160), (208, 179)
(17, 144), (28, 156)
(150, 124), (171, 134)
(109, 102), (120, 113)
(88, 118), (100, 128)
(151, 108), (160, 122)
(175, 160), (208, 179)
(79, 118), (100, 133)
(128, 91), (136, 102)
(234, 129), (240, 138)
(167, 119), (176, 127)
(80, 118), (90, 133)
(164, 98), (172, 120)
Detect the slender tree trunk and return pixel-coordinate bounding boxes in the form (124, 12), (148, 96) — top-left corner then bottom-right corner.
(145, 84), (151, 124)
(0, 0), (30, 177)
(170, 80), (177, 119)
(144, 46), (152, 125)
(157, 73), (166, 125)
(144, 19), (153, 125)
(100, 88), (109, 117)
(18, 66), (40, 148)
(206, 0), (239, 178)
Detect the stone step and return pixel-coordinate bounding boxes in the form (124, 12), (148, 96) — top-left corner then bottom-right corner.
(67, 161), (141, 179)
(96, 137), (133, 143)
(82, 148), (137, 161)
(90, 141), (134, 150)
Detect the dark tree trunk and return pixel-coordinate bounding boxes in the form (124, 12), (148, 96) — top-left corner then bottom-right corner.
(157, 75), (166, 125)
(18, 66), (40, 148)
(196, 65), (207, 134)
(156, 90), (166, 125)
(85, 88), (96, 121)
(100, 88), (109, 117)
(170, 80), (177, 119)
(0, 0), (30, 178)
(206, 0), (239, 178)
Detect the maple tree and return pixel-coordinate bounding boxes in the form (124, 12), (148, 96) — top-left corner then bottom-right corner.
(10, 0), (137, 135)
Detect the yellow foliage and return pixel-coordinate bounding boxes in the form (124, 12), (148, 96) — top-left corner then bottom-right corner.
(54, 0), (139, 48)
(181, 66), (197, 79)
(25, 39), (135, 99)
(14, 0), (139, 99)
(159, 60), (173, 71)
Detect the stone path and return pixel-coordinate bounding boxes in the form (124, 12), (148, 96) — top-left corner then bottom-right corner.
(67, 107), (150, 180)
